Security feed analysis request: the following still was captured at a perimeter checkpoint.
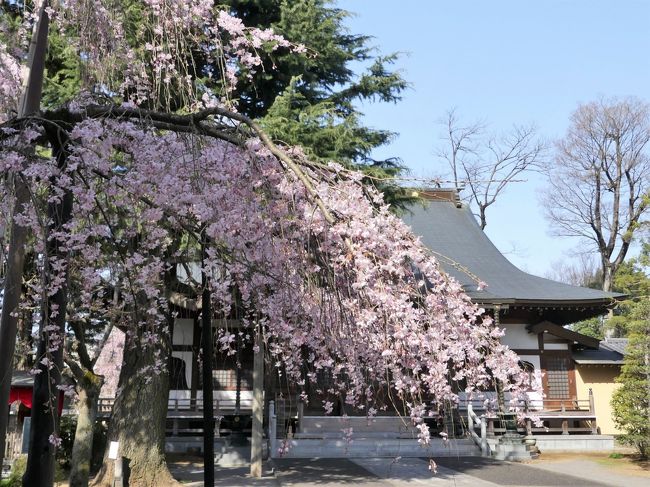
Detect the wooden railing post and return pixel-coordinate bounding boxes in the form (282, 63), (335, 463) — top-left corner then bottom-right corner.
(561, 420), (569, 435)
(588, 388), (595, 413)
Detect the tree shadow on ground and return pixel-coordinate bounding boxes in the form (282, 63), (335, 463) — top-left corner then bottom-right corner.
(272, 458), (388, 486)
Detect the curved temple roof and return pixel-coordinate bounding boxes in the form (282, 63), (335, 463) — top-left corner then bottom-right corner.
(402, 193), (623, 312)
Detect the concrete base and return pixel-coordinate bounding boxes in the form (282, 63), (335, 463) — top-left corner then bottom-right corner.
(214, 440), (250, 467)
(273, 438), (480, 458)
(533, 434), (615, 452)
(493, 433), (535, 461)
(164, 436), (267, 467)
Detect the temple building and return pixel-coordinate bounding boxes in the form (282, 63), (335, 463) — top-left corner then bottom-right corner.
(402, 188), (626, 438)
(92, 187), (627, 461)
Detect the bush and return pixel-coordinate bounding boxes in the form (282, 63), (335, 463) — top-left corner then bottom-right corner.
(57, 415), (77, 469)
(1, 455), (26, 487)
(53, 414), (108, 476)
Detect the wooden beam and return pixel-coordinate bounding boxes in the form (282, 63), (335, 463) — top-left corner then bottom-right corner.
(527, 321), (600, 349)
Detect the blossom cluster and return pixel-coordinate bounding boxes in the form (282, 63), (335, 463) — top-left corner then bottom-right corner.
(0, 42), (22, 122)
(1, 114), (532, 446)
(51, 0), (300, 109)
(0, 3), (533, 449)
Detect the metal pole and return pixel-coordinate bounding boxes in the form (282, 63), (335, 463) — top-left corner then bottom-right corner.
(201, 235), (214, 486)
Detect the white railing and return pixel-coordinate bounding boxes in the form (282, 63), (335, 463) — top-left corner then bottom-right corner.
(467, 403), (489, 457)
(97, 395), (254, 417)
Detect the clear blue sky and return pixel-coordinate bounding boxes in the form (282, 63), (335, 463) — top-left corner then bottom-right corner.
(337, 0), (650, 276)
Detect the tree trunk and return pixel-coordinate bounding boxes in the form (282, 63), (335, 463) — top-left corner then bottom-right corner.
(69, 373), (103, 487)
(0, 0), (49, 469)
(602, 264), (614, 293)
(23, 131), (73, 486)
(0, 180), (30, 468)
(11, 307), (31, 370)
(92, 325), (178, 487)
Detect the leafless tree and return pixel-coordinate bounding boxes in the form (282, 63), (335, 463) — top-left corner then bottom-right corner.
(543, 97), (650, 292)
(437, 109), (546, 229)
(545, 254), (603, 288)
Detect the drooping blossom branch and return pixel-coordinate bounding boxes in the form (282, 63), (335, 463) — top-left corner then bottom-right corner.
(1, 114), (534, 447)
(0, 2), (536, 453)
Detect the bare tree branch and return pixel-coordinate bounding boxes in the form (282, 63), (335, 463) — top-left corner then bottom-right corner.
(436, 109), (546, 229)
(543, 97), (650, 291)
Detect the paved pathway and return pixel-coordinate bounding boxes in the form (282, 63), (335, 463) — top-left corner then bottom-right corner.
(170, 456), (648, 486)
(271, 457), (619, 487)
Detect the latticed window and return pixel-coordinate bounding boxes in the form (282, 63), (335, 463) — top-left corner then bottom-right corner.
(212, 368), (253, 390)
(545, 356), (571, 399)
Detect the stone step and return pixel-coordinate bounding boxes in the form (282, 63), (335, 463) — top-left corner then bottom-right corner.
(273, 438), (480, 458)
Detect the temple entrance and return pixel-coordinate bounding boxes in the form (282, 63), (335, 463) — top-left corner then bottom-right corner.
(540, 353), (576, 407)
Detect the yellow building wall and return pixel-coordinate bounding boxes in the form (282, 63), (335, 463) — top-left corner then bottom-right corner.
(575, 365), (622, 435)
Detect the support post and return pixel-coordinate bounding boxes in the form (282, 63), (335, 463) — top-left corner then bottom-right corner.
(250, 326), (265, 477)
(268, 401), (277, 458)
(589, 387), (597, 434)
(297, 400), (304, 434)
(201, 236), (214, 486)
(480, 417), (488, 457)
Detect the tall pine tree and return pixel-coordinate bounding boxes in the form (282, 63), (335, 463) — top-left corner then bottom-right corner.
(221, 0), (415, 208)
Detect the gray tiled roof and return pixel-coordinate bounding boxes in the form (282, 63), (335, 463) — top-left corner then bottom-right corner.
(601, 338), (628, 355)
(402, 200), (624, 306)
(573, 339), (627, 364)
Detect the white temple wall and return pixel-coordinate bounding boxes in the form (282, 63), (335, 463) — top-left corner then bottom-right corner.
(499, 322), (537, 349)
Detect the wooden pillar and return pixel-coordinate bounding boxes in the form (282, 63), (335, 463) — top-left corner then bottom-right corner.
(268, 401), (277, 458)
(250, 326), (265, 478)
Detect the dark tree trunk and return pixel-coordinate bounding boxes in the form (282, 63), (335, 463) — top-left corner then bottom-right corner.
(0, 1), (49, 469)
(69, 372), (103, 487)
(14, 254), (35, 370)
(0, 180), (30, 469)
(92, 322), (178, 487)
(23, 129), (73, 486)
